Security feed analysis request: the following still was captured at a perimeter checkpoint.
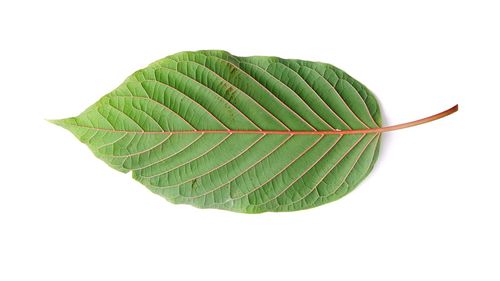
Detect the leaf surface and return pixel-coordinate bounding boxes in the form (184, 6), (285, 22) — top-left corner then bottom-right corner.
(52, 50), (385, 213)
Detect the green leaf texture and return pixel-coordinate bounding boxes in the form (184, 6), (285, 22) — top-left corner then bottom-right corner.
(52, 50), (382, 213)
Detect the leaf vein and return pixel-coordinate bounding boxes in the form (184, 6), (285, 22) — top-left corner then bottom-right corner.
(132, 133), (205, 171)
(142, 134), (233, 181)
(184, 135), (293, 199)
(201, 54), (317, 131)
(276, 62), (351, 130)
(153, 67), (261, 131)
(232, 135), (324, 201)
(164, 59), (290, 131)
(140, 79), (229, 130)
(301, 65), (370, 129)
(278, 134), (374, 208)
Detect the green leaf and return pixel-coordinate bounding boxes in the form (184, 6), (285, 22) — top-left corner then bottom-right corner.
(51, 50), (457, 213)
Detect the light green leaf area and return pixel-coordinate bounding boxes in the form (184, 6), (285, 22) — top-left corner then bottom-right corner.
(52, 50), (382, 213)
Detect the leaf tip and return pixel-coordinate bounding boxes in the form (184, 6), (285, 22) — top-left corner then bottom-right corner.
(46, 118), (65, 127)
(46, 117), (77, 130)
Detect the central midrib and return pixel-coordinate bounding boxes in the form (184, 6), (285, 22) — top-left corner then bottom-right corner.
(58, 105), (458, 135)
(59, 126), (386, 135)
(54, 104), (457, 135)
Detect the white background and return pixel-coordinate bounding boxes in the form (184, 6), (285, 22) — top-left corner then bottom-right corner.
(1, 0), (498, 280)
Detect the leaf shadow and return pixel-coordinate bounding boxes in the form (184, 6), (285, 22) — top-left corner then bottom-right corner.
(371, 101), (392, 174)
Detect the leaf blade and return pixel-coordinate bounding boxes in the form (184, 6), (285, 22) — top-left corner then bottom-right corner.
(52, 50), (384, 213)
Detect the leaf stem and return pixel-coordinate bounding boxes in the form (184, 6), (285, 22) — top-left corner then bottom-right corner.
(350, 104), (459, 134)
